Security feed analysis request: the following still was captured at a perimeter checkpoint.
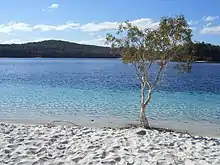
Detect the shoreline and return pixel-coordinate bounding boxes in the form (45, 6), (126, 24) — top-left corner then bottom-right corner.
(1, 117), (220, 138)
(1, 122), (220, 164)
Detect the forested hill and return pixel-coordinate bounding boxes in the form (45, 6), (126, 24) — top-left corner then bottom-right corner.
(0, 40), (219, 61)
(192, 42), (220, 62)
(0, 40), (120, 58)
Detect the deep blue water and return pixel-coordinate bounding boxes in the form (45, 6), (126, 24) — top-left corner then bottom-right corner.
(0, 58), (220, 127)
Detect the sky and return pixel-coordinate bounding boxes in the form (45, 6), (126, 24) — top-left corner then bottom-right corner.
(0, 0), (220, 46)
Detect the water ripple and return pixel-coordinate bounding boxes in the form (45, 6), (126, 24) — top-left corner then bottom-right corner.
(0, 58), (220, 125)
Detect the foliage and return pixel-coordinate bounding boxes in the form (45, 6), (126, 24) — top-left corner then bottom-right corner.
(106, 15), (193, 88)
(105, 15), (194, 127)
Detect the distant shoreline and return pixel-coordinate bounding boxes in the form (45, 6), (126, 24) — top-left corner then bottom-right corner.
(0, 40), (220, 61)
(1, 58), (220, 63)
(0, 57), (121, 59)
(195, 60), (220, 63)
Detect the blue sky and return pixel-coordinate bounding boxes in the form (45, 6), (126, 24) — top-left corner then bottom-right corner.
(0, 0), (220, 45)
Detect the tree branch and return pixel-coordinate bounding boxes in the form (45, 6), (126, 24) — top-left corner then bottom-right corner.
(144, 89), (152, 106)
(152, 64), (164, 89)
(146, 80), (152, 90)
(132, 63), (142, 81)
(141, 81), (145, 105)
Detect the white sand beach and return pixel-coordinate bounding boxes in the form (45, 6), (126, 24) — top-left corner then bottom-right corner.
(0, 123), (220, 165)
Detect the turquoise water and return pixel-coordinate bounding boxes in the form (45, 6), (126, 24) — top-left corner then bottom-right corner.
(0, 58), (220, 130)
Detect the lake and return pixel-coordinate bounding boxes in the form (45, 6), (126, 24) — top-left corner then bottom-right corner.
(0, 58), (220, 136)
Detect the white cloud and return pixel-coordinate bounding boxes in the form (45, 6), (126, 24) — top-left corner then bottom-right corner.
(33, 22), (80, 31)
(0, 37), (63, 44)
(0, 21), (32, 33)
(0, 17), (190, 46)
(200, 26), (220, 34)
(0, 18), (159, 34)
(0, 21), (80, 34)
(203, 16), (219, 22)
(80, 18), (159, 32)
(188, 20), (198, 25)
(204, 22), (212, 27)
(130, 18), (159, 29)
(80, 22), (118, 32)
(1, 39), (23, 44)
(78, 37), (106, 46)
(33, 25), (56, 31)
(0, 37), (107, 46)
(42, 3), (59, 11)
(55, 22), (80, 31)
(48, 4), (59, 9)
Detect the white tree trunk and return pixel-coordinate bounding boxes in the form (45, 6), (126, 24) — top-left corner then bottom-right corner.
(140, 104), (150, 128)
(140, 81), (151, 128)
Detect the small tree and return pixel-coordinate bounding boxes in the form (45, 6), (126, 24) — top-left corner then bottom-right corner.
(106, 15), (193, 128)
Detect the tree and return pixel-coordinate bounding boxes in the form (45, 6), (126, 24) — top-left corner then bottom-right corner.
(106, 15), (193, 128)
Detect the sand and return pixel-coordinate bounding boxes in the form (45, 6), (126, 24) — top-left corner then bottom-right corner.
(0, 123), (220, 165)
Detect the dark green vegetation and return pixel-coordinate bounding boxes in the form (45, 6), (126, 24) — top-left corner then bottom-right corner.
(0, 40), (219, 61)
(0, 40), (120, 58)
(193, 42), (220, 62)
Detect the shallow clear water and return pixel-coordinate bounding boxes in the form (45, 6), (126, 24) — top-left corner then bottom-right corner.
(0, 58), (220, 131)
